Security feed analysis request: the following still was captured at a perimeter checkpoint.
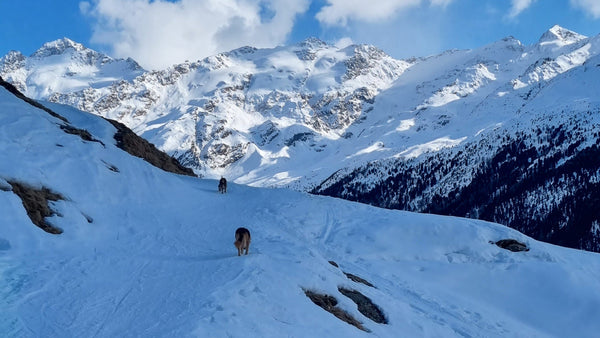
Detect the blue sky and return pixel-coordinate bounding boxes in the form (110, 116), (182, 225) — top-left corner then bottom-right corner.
(2, 0), (600, 69)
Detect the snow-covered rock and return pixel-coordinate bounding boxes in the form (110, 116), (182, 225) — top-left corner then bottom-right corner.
(0, 37), (143, 99)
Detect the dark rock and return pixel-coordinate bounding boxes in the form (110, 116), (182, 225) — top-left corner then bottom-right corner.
(105, 119), (196, 177)
(102, 160), (120, 173)
(328, 260), (375, 287)
(343, 272), (375, 288)
(338, 287), (387, 324)
(304, 289), (368, 332)
(285, 132), (314, 147)
(494, 239), (530, 252)
(82, 213), (94, 223)
(8, 181), (64, 234)
(60, 124), (104, 146)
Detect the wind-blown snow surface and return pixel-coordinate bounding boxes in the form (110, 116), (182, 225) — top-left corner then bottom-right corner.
(2, 82), (600, 337)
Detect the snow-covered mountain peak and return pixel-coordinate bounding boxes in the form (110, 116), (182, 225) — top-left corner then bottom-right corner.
(340, 43), (393, 61)
(224, 45), (258, 59)
(27, 37), (143, 72)
(0, 51), (26, 73)
(1, 50), (25, 63)
(538, 25), (587, 47)
(487, 36), (524, 52)
(297, 37), (330, 50)
(31, 37), (87, 58)
(0, 38), (144, 98)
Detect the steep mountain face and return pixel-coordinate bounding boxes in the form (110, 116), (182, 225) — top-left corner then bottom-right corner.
(2, 26), (600, 252)
(314, 108), (600, 252)
(313, 27), (600, 252)
(1, 37), (410, 186)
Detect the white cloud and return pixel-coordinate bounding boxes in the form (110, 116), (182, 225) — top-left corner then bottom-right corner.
(334, 37), (354, 49)
(570, 0), (600, 18)
(429, 0), (453, 6)
(507, 0), (537, 18)
(315, 0), (450, 26)
(79, 1), (91, 13)
(82, 0), (309, 70)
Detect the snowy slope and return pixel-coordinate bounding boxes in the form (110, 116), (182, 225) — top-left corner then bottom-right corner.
(2, 74), (600, 337)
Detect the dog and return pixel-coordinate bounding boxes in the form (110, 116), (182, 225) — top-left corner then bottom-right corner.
(234, 227), (251, 256)
(218, 177), (227, 194)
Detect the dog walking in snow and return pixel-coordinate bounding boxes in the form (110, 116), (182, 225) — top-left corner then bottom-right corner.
(218, 177), (227, 194)
(234, 227), (251, 256)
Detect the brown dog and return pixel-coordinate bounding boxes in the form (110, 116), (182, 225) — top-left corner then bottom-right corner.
(234, 227), (251, 256)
